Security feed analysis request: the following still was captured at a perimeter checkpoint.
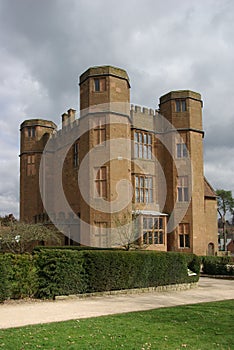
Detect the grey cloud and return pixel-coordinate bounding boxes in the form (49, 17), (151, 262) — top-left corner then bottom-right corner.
(0, 0), (234, 216)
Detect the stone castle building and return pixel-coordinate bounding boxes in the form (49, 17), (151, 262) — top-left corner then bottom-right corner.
(20, 65), (218, 255)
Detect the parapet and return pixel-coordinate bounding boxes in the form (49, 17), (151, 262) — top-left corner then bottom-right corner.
(79, 65), (130, 87)
(159, 90), (202, 105)
(20, 119), (57, 131)
(131, 104), (156, 116)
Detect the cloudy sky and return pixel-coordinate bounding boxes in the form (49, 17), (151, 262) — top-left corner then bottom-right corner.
(0, 0), (233, 218)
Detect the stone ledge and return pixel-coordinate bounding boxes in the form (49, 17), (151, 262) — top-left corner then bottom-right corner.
(55, 282), (198, 300)
(201, 274), (234, 280)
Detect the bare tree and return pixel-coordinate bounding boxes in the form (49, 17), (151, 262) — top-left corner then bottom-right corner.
(216, 189), (234, 250)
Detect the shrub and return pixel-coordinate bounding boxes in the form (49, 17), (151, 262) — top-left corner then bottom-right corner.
(9, 254), (38, 299)
(34, 249), (86, 299)
(0, 254), (12, 302)
(202, 256), (234, 275)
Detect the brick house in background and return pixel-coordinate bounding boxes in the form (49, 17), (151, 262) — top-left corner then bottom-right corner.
(20, 65), (218, 255)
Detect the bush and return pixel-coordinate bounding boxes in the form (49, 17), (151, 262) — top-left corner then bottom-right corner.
(9, 254), (38, 299)
(0, 253), (38, 302)
(34, 249), (86, 299)
(202, 256), (234, 275)
(0, 254), (12, 302)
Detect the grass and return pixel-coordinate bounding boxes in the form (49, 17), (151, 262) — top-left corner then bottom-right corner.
(0, 300), (233, 349)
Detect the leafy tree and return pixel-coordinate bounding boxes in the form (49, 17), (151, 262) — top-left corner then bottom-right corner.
(0, 221), (62, 254)
(216, 189), (234, 250)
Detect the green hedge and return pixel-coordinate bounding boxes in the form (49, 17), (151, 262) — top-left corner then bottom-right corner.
(35, 250), (199, 298)
(0, 254), (11, 302)
(0, 254), (37, 302)
(34, 250), (86, 299)
(202, 256), (234, 275)
(0, 250), (200, 302)
(84, 251), (200, 293)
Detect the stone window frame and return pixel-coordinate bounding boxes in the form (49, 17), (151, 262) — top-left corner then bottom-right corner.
(94, 221), (108, 247)
(142, 216), (164, 245)
(26, 126), (36, 138)
(177, 176), (189, 202)
(134, 131), (152, 160)
(135, 174), (153, 203)
(93, 77), (106, 92)
(175, 99), (186, 112)
(178, 223), (190, 248)
(176, 132), (188, 159)
(93, 116), (106, 145)
(95, 166), (107, 199)
(26, 154), (36, 176)
(73, 141), (79, 167)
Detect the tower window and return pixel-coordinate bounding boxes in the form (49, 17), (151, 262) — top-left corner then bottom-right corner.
(178, 223), (190, 248)
(27, 126), (36, 138)
(93, 117), (106, 145)
(95, 166), (107, 198)
(94, 78), (106, 92)
(175, 99), (186, 112)
(73, 141), (79, 167)
(177, 176), (189, 202)
(27, 155), (36, 176)
(94, 222), (108, 247)
(176, 143), (188, 158)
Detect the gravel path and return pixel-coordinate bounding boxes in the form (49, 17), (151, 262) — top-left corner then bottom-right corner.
(0, 277), (233, 329)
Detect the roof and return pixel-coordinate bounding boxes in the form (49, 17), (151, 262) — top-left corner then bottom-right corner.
(204, 177), (217, 199)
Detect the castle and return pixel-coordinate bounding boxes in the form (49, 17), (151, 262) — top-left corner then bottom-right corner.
(20, 65), (218, 255)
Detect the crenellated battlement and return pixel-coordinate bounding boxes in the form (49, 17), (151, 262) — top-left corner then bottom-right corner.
(131, 104), (156, 116)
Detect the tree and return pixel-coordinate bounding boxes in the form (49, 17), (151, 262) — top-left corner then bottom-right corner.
(216, 189), (234, 250)
(0, 221), (62, 254)
(112, 210), (143, 250)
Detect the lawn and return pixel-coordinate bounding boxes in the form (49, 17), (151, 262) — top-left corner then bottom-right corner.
(0, 300), (233, 349)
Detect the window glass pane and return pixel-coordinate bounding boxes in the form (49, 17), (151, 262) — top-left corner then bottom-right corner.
(134, 132), (138, 142)
(135, 143), (139, 157)
(159, 232), (163, 244)
(148, 217), (153, 229)
(159, 218), (163, 229)
(144, 145), (147, 158)
(143, 134), (147, 144)
(181, 100), (186, 111)
(140, 177), (144, 187)
(149, 189), (153, 203)
(176, 100), (181, 112)
(148, 232), (152, 244)
(139, 133), (142, 143)
(178, 188), (183, 202)
(179, 234), (184, 247)
(177, 144), (181, 158)
(94, 79), (100, 91)
(153, 232), (158, 244)
(143, 218), (147, 229)
(143, 232), (147, 244)
(184, 188), (189, 202)
(148, 146), (152, 159)
(183, 144), (188, 157)
(135, 176), (139, 187)
(148, 134), (152, 145)
(139, 144), (143, 158)
(185, 234), (190, 248)
(135, 188), (139, 202)
(140, 189), (144, 202)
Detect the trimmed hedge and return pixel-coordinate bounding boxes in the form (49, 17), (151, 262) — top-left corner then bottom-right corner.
(34, 250), (86, 299)
(0, 250), (200, 301)
(0, 254), (37, 302)
(202, 256), (234, 276)
(0, 254), (11, 302)
(35, 250), (199, 298)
